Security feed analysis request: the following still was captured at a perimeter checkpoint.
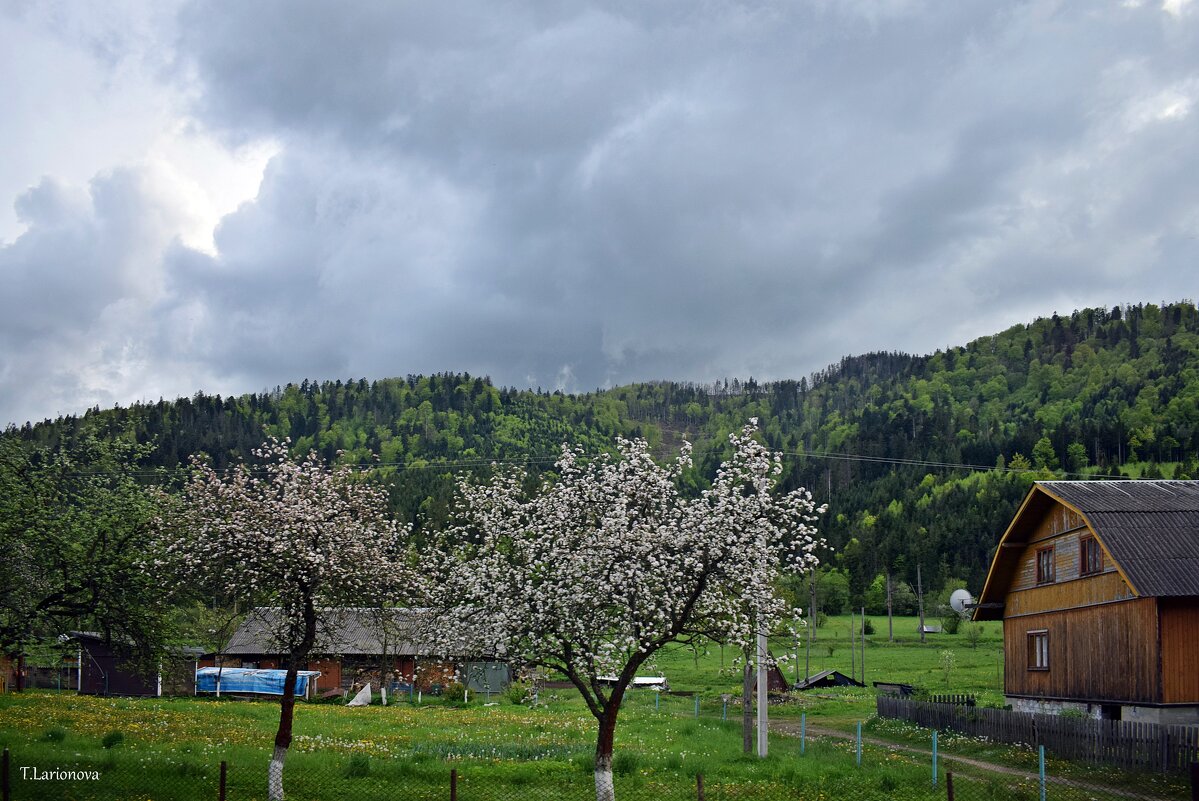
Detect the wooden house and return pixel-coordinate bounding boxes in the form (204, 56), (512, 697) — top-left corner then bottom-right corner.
(974, 480), (1199, 724)
(210, 607), (508, 695)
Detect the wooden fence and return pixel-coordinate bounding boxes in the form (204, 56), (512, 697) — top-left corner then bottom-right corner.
(927, 694), (975, 706)
(877, 696), (1199, 774)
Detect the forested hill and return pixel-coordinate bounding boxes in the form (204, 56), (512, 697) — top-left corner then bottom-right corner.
(7, 301), (1199, 600)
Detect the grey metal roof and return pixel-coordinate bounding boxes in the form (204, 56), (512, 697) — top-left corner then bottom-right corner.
(1040, 480), (1199, 597)
(223, 608), (437, 657)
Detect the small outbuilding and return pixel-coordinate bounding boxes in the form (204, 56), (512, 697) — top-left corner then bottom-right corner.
(975, 480), (1199, 724)
(0, 653), (20, 693)
(72, 632), (200, 697)
(793, 670), (865, 691)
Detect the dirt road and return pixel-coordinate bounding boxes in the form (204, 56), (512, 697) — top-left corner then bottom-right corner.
(769, 720), (1178, 800)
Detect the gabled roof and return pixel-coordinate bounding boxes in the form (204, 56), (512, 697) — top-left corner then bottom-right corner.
(975, 480), (1199, 618)
(793, 670), (864, 690)
(1041, 481), (1199, 597)
(223, 608), (436, 656)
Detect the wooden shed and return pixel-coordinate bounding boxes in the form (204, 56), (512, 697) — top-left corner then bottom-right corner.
(211, 607), (504, 695)
(974, 480), (1199, 724)
(73, 632), (200, 697)
(0, 653), (20, 693)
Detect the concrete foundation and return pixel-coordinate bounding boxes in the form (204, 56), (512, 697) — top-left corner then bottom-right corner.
(1006, 696), (1199, 724)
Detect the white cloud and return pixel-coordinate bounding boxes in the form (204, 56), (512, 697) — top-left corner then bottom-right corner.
(2, 1), (1199, 425)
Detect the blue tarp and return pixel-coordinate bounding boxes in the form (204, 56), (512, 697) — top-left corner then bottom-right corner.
(195, 667), (320, 696)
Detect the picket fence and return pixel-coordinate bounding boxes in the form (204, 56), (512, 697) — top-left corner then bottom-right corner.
(877, 696), (1199, 774)
(927, 694), (976, 706)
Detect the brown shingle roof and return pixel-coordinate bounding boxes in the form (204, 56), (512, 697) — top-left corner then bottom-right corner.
(224, 608), (436, 656)
(1040, 480), (1199, 597)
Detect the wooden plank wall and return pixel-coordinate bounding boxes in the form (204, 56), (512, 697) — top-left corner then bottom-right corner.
(1160, 599), (1199, 703)
(1009, 502), (1121, 597)
(1004, 597), (1160, 702)
(1005, 571), (1133, 617)
(877, 697), (1199, 774)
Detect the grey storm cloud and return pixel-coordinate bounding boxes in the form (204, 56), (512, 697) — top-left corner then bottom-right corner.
(2, 0), (1199, 425)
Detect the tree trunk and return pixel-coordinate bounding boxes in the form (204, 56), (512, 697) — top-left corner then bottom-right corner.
(741, 651), (753, 754)
(269, 601), (318, 801)
(269, 663), (298, 801)
(594, 706), (618, 801)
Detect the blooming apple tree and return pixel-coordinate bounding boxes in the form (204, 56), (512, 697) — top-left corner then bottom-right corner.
(154, 440), (414, 801)
(431, 421), (824, 801)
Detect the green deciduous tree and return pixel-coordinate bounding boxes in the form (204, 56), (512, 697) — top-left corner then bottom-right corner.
(0, 433), (169, 674)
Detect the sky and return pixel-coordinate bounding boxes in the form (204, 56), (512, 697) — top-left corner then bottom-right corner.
(2, 1), (1198, 426)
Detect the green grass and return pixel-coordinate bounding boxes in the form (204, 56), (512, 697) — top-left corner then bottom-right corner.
(0, 691), (958, 800)
(654, 613), (1005, 692)
(0, 620), (1189, 800)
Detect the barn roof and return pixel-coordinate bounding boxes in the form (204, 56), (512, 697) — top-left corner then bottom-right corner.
(1042, 481), (1199, 597)
(223, 608), (438, 657)
(975, 480), (1199, 619)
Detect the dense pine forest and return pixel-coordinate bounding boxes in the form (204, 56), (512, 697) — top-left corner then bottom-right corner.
(6, 301), (1199, 609)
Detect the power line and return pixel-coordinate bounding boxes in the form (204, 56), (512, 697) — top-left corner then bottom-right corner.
(63, 444), (1127, 482)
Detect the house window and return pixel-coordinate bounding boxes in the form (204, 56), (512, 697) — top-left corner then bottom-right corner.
(1036, 546), (1056, 584)
(1028, 631), (1049, 671)
(1080, 535), (1103, 576)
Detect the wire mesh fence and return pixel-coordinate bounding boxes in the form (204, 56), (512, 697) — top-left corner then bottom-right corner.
(3, 744), (1194, 801)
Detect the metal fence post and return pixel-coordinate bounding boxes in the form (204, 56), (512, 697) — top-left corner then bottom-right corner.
(1039, 745), (1046, 801)
(932, 730), (938, 786)
(696, 772), (705, 801)
(694, 695), (699, 718)
(1190, 761), (1198, 801)
(450, 768), (457, 801)
(3, 747), (10, 801)
(856, 721), (862, 766)
(219, 760), (227, 801)
(800, 713), (806, 755)
(946, 771), (955, 801)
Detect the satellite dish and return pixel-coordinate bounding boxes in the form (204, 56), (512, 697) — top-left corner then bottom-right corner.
(949, 588), (974, 617)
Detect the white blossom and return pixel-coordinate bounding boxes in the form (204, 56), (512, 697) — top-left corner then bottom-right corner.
(428, 421), (824, 801)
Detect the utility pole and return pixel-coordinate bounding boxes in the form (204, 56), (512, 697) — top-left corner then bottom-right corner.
(806, 572), (814, 682)
(849, 608), (856, 680)
(860, 606), (866, 685)
(917, 563), (926, 644)
(886, 568), (894, 643)
(756, 630), (768, 757)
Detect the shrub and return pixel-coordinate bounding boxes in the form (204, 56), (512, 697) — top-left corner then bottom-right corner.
(101, 730), (124, 749)
(505, 681), (529, 705)
(941, 614), (961, 634)
(42, 727), (67, 742)
(862, 618), (874, 635)
(345, 754), (371, 778)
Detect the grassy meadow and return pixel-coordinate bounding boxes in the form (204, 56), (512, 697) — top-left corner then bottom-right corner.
(2, 690), (965, 801)
(0, 616), (1189, 799)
